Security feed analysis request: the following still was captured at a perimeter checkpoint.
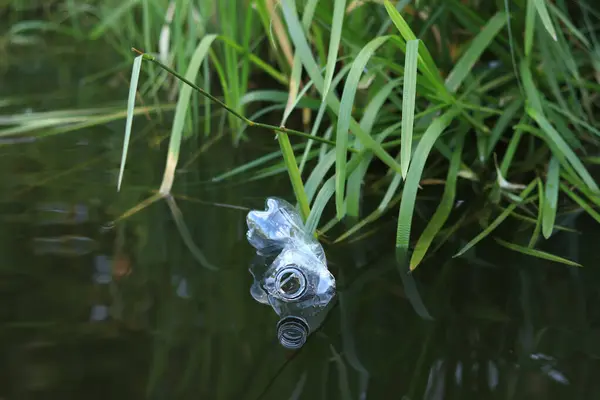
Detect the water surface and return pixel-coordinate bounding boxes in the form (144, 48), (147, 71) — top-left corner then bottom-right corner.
(1, 38), (600, 400)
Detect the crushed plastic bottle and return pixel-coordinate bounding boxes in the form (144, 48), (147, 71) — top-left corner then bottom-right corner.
(246, 197), (336, 349)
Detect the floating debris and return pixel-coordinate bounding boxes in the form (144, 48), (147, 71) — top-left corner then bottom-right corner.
(246, 197), (336, 349)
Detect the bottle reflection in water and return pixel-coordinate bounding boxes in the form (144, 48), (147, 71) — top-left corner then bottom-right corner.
(246, 197), (336, 349)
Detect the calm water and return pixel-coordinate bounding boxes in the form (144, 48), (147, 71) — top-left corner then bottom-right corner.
(2, 38), (600, 400)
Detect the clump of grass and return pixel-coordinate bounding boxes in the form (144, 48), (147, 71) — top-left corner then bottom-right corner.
(7, 0), (600, 274)
(115, 0), (600, 273)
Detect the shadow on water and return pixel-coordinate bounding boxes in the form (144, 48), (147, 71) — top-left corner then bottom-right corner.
(2, 39), (600, 400)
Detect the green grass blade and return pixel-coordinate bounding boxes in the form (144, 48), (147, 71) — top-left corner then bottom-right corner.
(279, 78), (312, 122)
(499, 121), (524, 174)
(217, 36), (288, 85)
(560, 183), (600, 224)
(445, 12), (507, 93)
(506, 208), (577, 233)
(210, 144), (304, 182)
(322, 0), (347, 100)
(396, 108), (458, 266)
(306, 155), (364, 234)
(306, 149), (336, 203)
(203, 59), (211, 136)
(502, 0), (520, 87)
(281, 0), (403, 176)
(159, 34), (217, 194)
(494, 238), (581, 267)
(282, 56), (303, 127)
(525, 0), (536, 57)
(527, 107), (599, 192)
(520, 59), (544, 112)
(240, 3), (254, 98)
(301, 64), (353, 174)
(430, 213), (469, 255)
(279, 0), (331, 89)
(516, 124), (586, 189)
(559, 170), (600, 209)
(336, 36), (390, 218)
(381, 173), (403, 211)
(383, 0), (415, 40)
(282, 0), (319, 126)
(528, 178), (544, 248)
(486, 98), (523, 160)
(542, 156), (559, 238)
(454, 180), (538, 258)
(410, 130), (465, 270)
(544, 111), (583, 153)
(306, 178), (336, 235)
(546, 102), (600, 139)
(548, 2), (590, 48)
(335, 195), (402, 243)
(278, 132), (311, 221)
(383, 1), (445, 90)
(90, 0), (141, 39)
(299, 105), (327, 174)
(401, 39), (419, 179)
(118, 54), (143, 192)
(346, 81), (401, 217)
(532, 0), (557, 41)
(248, 165), (290, 182)
(302, 0), (320, 26)
(359, 81), (401, 135)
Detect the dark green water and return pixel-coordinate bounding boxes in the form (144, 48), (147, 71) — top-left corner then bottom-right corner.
(2, 40), (600, 400)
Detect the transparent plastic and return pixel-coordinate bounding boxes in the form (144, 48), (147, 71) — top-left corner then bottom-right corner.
(246, 197), (336, 349)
